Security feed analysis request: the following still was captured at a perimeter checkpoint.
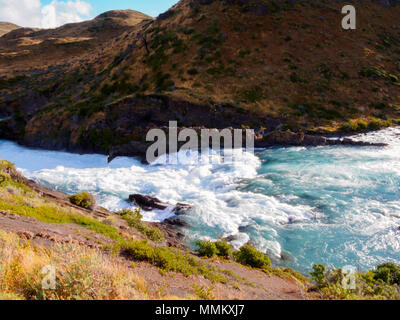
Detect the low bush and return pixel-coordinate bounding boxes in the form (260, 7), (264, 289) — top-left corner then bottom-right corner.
(117, 209), (164, 242)
(69, 192), (96, 210)
(0, 173), (11, 187)
(195, 240), (218, 258)
(311, 264), (327, 287)
(310, 263), (400, 300)
(0, 160), (14, 171)
(340, 118), (391, 132)
(360, 66), (398, 83)
(195, 239), (233, 258)
(215, 239), (233, 258)
(372, 263), (400, 285)
(120, 241), (226, 283)
(233, 244), (271, 269)
(239, 86), (264, 103)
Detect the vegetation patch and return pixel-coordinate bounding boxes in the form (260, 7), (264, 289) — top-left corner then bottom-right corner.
(0, 230), (149, 300)
(311, 263), (400, 300)
(340, 118), (392, 132)
(0, 182), (123, 243)
(239, 86), (265, 103)
(233, 244), (271, 269)
(117, 209), (164, 242)
(195, 239), (232, 258)
(69, 192), (96, 210)
(360, 67), (399, 83)
(119, 240), (226, 283)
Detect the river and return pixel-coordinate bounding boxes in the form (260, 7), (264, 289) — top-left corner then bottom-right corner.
(0, 127), (399, 274)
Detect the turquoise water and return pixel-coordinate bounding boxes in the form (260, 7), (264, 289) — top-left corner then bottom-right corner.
(0, 127), (399, 274)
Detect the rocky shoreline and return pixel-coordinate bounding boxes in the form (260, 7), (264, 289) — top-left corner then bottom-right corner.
(5, 166), (189, 249)
(107, 129), (388, 163)
(0, 125), (388, 163)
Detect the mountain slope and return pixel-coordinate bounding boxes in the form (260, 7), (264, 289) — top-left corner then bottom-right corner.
(0, 10), (152, 73)
(0, 22), (19, 37)
(0, 0), (399, 157)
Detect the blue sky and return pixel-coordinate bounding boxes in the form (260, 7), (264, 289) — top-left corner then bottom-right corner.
(42, 0), (179, 18)
(0, 0), (180, 28)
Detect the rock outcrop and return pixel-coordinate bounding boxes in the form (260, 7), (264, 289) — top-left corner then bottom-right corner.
(128, 194), (193, 214)
(255, 131), (388, 148)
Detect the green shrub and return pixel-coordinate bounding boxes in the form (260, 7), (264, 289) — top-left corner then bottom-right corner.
(0, 160), (14, 171)
(69, 192), (96, 210)
(195, 239), (233, 258)
(195, 240), (218, 258)
(339, 118), (391, 132)
(240, 86), (264, 103)
(117, 209), (164, 242)
(311, 262), (400, 300)
(368, 118), (391, 130)
(0, 173), (11, 187)
(120, 241), (226, 282)
(233, 244), (271, 269)
(215, 239), (232, 258)
(311, 264), (327, 287)
(192, 284), (216, 300)
(360, 66), (399, 83)
(373, 263), (400, 285)
(357, 119), (368, 130)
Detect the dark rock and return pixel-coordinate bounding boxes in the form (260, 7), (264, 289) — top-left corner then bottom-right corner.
(173, 203), (193, 215)
(256, 131), (327, 147)
(176, 232), (185, 239)
(256, 130), (388, 148)
(128, 194), (169, 211)
(17, 230), (34, 240)
(164, 218), (189, 227)
(128, 194), (193, 215)
(238, 225), (251, 232)
(108, 141), (150, 163)
(327, 138), (387, 147)
(225, 234), (239, 242)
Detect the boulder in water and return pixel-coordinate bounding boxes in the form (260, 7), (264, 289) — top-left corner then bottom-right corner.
(128, 194), (193, 214)
(164, 218), (189, 227)
(173, 203), (193, 215)
(128, 194), (168, 211)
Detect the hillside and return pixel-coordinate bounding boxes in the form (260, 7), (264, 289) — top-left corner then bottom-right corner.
(0, 10), (152, 73)
(0, 0), (399, 157)
(0, 22), (19, 37)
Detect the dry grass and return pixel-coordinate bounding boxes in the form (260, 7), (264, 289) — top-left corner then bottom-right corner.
(0, 230), (151, 300)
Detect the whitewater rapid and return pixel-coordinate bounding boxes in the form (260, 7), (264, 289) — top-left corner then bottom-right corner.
(0, 127), (399, 273)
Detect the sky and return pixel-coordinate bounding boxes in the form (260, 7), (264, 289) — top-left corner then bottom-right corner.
(0, 0), (179, 29)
